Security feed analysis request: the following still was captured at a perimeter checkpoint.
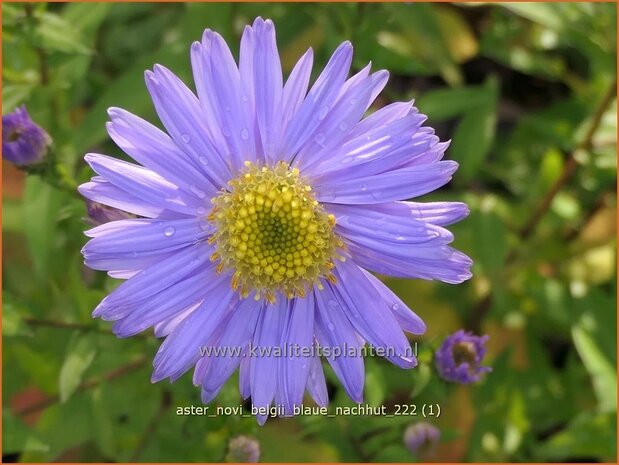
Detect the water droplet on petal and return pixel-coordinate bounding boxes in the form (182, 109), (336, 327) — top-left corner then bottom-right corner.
(224, 106), (231, 112)
(320, 187), (336, 201)
(327, 323), (335, 331)
(350, 98), (358, 105)
(241, 128), (250, 140)
(315, 133), (326, 146)
(181, 134), (191, 143)
(328, 299), (338, 308)
(360, 183), (368, 192)
(222, 126), (231, 137)
(198, 156), (209, 166)
(196, 207), (207, 216)
(371, 190), (383, 201)
(199, 221), (211, 231)
(318, 106), (329, 120)
(190, 184), (206, 199)
(339, 122), (348, 131)
(241, 94), (249, 102)
(164, 226), (176, 237)
(391, 303), (400, 311)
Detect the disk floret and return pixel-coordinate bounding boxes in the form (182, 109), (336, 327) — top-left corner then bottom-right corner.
(209, 161), (344, 302)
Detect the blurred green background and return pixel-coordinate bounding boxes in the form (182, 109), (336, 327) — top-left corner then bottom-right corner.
(2, 2), (617, 463)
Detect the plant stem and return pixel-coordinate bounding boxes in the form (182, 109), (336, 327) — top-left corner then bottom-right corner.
(14, 358), (148, 417)
(518, 78), (617, 241)
(23, 317), (147, 338)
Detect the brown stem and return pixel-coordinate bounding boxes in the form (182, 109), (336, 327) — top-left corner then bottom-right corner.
(24, 317), (111, 334)
(518, 78), (616, 240)
(14, 358), (148, 417)
(23, 317), (148, 338)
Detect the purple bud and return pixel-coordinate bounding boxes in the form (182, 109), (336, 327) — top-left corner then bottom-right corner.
(435, 330), (491, 384)
(226, 435), (260, 463)
(404, 422), (440, 457)
(86, 200), (135, 226)
(2, 106), (52, 166)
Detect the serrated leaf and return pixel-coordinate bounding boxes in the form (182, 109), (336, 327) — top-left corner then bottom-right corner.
(59, 333), (97, 402)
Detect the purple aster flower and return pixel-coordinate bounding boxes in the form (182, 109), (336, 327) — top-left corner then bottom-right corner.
(2, 105), (51, 166)
(404, 422), (440, 457)
(79, 17), (472, 424)
(226, 435), (260, 463)
(435, 330), (491, 384)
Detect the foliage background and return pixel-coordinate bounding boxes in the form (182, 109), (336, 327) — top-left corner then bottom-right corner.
(2, 2), (617, 462)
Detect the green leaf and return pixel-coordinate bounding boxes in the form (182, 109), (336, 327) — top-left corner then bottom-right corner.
(365, 359), (386, 407)
(386, 3), (464, 85)
(62, 3), (111, 36)
(501, 3), (567, 30)
(90, 384), (117, 458)
(2, 409), (50, 454)
(469, 210), (507, 276)
(410, 362), (432, 398)
(2, 83), (33, 112)
(572, 321), (617, 412)
(2, 297), (32, 337)
(73, 45), (187, 154)
(449, 79), (499, 182)
(536, 411), (617, 461)
(417, 86), (493, 121)
(19, 392), (94, 462)
(36, 11), (91, 55)
(59, 333), (98, 402)
(22, 176), (65, 280)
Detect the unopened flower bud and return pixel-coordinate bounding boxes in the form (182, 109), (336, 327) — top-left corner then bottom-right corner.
(226, 435), (260, 463)
(2, 106), (51, 167)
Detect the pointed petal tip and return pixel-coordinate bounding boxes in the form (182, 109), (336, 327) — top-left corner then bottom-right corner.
(151, 370), (166, 383)
(106, 107), (122, 118)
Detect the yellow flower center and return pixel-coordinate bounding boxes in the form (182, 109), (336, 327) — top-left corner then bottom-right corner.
(208, 161), (344, 303)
